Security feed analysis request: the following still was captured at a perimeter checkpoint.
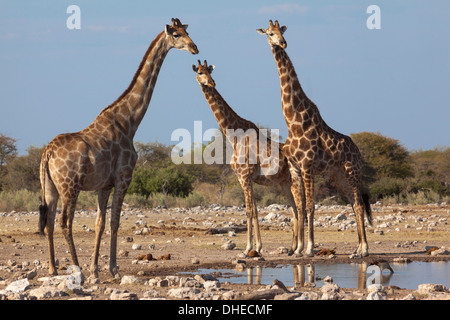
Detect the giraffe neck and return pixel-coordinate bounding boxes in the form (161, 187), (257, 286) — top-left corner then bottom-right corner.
(271, 45), (320, 126)
(200, 85), (258, 135)
(90, 31), (169, 140)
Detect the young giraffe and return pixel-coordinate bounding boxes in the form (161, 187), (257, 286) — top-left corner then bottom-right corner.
(39, 18), (198, 280)
(257, 20), (372, 257)
(192, 60), (302, 256)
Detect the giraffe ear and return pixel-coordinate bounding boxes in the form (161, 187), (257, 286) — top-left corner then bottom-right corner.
(182, 24), (188, 30)
(280, 25), (288, 34)
(192, 64), (198, 72)
(165, 24), (171, 35)
(256, 28), (267, 35)
(207, 65), (215, 73)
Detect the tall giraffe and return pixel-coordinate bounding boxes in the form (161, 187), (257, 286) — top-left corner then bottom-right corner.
(257, 20), (372, 257)
(192, 60), (302, 256)
(39, 18), (198, 280)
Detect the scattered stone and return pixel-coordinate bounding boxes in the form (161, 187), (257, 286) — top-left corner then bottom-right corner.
(248, 250), (259, 258)
(393, 257), (411, 264)
(168, 287), (201, 299)
(321, 283), (341, 300)
(136, 253), (154, 261)
(110, 291), (139, 300)
(131, 243), (142, 250)
(5, 278), (30, 294)
(296, 291), (319, 300)
(274, 292), (301, 300)
(157, 253), (171, 260)
(430, 247), (449, 256)
(120, 275), (144, 285)
(417, 283), (446, 294)
(402, 293), (417, 300)
(366, 284), (388, 300)
(425, 246), (440, 254)
(315, 248), (336, 256)
(29, 286), (68, 299)
(221, 241), (236, 250)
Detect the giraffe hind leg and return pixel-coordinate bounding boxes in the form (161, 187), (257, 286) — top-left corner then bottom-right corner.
(59, 192), (80, 269)
(334, 167), (369, 257)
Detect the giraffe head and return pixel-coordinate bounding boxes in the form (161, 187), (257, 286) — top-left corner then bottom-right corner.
(256, 20), (287, 48)
(165, 18), (199, 54)
(192, 60), (216, 88)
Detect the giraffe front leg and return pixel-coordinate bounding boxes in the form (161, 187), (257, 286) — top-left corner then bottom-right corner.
(241, 179), (259, 255)
(288, 166), (306, 257)
(302, 172), (315, 257)
(109, 183), (130, 280)
(90, 188), (111, 280)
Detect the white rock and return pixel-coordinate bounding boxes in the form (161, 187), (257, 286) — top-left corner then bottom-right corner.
(367, 290), (388, 300)
(120, 275), (144, 285)
(296, 291), (319, 300)
(110, 291), (139, 300)
(417, 283), (446, 294)
(132, 243), (142, 250)
(29, 286), (68, 299)
(168, 287), (201, 299)
(5, 278), (30, 293)
(203, 280), (220, 290)
(221, 241), (236, 250)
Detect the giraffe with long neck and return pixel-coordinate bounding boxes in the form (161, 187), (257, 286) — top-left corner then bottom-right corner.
(257, 20), (372, 257)
(39, 18), (198, 280)
(193, 60), (302, 256)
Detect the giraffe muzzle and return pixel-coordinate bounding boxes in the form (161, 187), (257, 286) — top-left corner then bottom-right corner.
(189, 43), (199, 55)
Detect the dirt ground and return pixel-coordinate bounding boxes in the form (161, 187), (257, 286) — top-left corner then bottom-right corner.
(0, 202), (449, 300)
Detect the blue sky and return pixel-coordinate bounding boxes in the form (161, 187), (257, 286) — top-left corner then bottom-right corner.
(1, 0), (449, 155)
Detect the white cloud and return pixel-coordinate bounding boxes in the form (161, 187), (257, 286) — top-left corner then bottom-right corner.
(257, 4), (309, 15)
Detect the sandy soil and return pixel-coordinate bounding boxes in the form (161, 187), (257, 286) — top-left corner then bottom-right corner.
(0, 202), (449, 300)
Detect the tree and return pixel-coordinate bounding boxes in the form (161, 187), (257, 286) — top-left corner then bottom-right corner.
(350, 132), (414, 199)
(0, 134), (18, 190)
(2, 145), (44, 192)
(410, 147), (450, 196)
(128, 165), (194, 199)
(134, 140), (172, 168)
(351, 132), (413, 180)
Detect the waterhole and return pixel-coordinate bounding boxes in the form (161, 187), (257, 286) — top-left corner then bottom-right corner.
(195, 261), (450, 290)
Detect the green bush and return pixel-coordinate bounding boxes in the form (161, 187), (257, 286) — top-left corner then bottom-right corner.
(128, 165), (195, 199)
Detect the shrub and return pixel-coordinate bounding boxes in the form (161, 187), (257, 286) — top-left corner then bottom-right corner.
(128, 165), (195, 199)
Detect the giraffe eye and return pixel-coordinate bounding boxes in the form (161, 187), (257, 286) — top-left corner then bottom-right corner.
(269, 33), (274, 36)
(173, 33), (180, 38)
(198, 72), (203, 75)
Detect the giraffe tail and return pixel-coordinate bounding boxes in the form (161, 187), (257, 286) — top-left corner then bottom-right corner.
(362, 193), (373, 227)
(38, 151), (50, 236)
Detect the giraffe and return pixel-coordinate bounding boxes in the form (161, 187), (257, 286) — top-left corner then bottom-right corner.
(192, 60), (302, 256)
(257, 20), (372, 257)
(38, 18), (198, 280)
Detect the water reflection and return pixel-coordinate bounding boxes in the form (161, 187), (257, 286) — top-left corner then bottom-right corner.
(237, 261), (395, 289)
